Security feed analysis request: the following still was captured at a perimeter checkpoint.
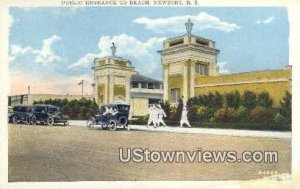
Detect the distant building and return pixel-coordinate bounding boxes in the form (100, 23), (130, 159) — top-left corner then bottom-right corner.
(8, 94), (93, 107)
(9, 19), (291, 117)
(93, 43), (163, 116)
(159, 19), (291, 106)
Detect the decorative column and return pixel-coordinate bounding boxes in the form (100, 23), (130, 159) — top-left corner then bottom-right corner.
(103, 75), (109, 104)
(125, 76), (131, 104)
(190, 61), (195, 98)
(95, 76), (99, 104)
(182, 61), (188, 102)
(108, 74), (114, 103)
(163, 64), (169, 101)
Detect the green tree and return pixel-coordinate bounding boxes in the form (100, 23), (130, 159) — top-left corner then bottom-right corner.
(160, 100), (171, 119)
(225, 91), (240, 109)
(33, 98), (99, 120)
(242, 90), (257, 109)
(175, 98), (184, 121)
(257, 91), (273, 108)
(212, 92), (223, 109)
(279, 91), (292, 123)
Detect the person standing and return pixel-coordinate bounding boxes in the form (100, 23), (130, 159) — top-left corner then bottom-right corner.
(147, 104), (156, 127)
(155, 104), (167, 127)
(180, 105), (191, 127)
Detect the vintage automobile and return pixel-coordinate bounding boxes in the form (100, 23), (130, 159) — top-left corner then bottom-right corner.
(33, 104), (69, 126)
(87, 104), (130, 131)
(9, 105), (35, 124)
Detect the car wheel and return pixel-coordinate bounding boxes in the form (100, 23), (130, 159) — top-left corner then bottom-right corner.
(64, 120), (69, 126)
(47, 117), (54, 126)
(108, 120), (117, 131)
(87, 119), (94, 129)
(119, 116), (128, 130)
(31, 116), (36, 125)
(25, 117), (31, 125)
(12, 116), (18, 124)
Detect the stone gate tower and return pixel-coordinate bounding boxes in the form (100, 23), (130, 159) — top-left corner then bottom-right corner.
(159, 19), (220, 105)
(93, 43), (136, 105)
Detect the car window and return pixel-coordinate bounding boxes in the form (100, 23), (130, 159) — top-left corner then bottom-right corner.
(118, 105), (129, 112)
(34, 106), (47, 113)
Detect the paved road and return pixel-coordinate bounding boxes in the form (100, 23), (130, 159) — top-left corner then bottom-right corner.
(8, 124), (291, 181)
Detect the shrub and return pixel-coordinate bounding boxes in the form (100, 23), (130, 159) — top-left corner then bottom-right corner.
(175, 98), (184, 120)
(33, 98), (99, 120)
(274, 113), (285, 124)
(214, 107), (238, 123)
(197, 106), (215, 122)
(204, 92), (223, 108)
(169, 107), (180, 121)
(160, 100), (171, 119)
(225, 91), (240, 109)
(257, 91), (273, 108)
(279, 91), (292, 123)
(242, 90), (257, 109)
(187, 105), (200, 122)
(249, 106), (274, 123)
(130, 115), (148, 125)
(236, 105), (248, 122)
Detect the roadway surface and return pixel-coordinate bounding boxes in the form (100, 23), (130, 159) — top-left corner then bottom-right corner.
(8, 124), (291, 181)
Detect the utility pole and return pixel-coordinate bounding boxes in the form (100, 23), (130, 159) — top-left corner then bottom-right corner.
(27, 86), (30, 105)
(78, 80), (84, 97)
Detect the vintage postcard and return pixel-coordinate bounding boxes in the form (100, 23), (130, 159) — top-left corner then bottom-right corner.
(0, 0), (300, 188)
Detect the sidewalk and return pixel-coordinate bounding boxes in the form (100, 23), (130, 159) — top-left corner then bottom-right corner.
(130, 125), (291, 139)
(69, 120), (291, 139)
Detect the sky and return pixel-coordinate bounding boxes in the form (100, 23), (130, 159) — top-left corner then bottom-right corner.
(9, 7), (289, 95)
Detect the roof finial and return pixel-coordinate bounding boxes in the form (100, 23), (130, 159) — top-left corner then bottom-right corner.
(185, 18), (193, 35)
(111, 42), (116, 56)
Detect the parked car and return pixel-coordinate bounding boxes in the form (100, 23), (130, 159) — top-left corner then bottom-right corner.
(9, 105), (35, 124)
(87, 104), (130, 131)
(33, 104), (69, 126)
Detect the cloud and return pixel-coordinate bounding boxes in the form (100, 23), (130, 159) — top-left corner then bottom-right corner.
(256, 16), (275, 24)
(133, 12), (240, 34)
(34, 35), (62, 64)
(69, 34), (166, 78)
(10, 70), (93, 96)
(9, 35), (63, 65)
(218, 62), (230, 74)
(68, 53), (96, 69)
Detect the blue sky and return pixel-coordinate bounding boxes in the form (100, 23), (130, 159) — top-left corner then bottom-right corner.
(9, 7), (289, 95)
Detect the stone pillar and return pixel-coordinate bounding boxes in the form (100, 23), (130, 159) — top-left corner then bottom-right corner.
(182, 61), (188, 102)
(95, 76), (99, 104)
(104, 75), (108, 104)
(125, 76), (131, 104)
(108, 75), (114, 103)
(163, 64), (169, 101)
(190, 61), (195, 98)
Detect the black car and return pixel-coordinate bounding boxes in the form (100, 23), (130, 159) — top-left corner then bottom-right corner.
(9, 105), (35, 124)
(87, 104), (130, 131)
(33, 104), (69, 126)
